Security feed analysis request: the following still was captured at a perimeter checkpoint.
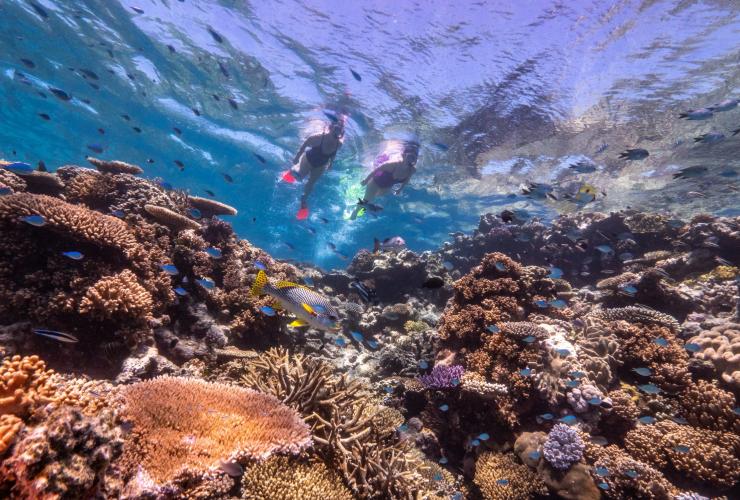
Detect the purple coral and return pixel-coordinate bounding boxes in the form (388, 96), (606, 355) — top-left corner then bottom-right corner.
(418, 364), (464, 389)
(543, 423), (584, 470)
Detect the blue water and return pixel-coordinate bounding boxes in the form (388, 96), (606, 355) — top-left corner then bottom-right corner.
(1, 0), (738, 268)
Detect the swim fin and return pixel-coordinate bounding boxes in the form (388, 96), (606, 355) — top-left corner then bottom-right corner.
(282, 171), (296, 183)
(296, 207), (309, 220)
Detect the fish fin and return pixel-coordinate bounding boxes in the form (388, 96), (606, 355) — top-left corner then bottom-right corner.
(288, 320), (308, 327)
(275, 280), (310, 290)
(301, 303), (315, 315)
(251, 270), (268, 296)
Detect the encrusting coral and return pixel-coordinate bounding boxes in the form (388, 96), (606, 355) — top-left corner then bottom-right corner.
(117, 376), (312, 486)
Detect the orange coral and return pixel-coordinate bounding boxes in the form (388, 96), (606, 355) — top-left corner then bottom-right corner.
(144, 204), (201, 231)
(118, 376), (312, 484)
(0, 355), (58, 417)
(188, 195), (238, 216)
(79, 269), (154, 321)
(0, 193), (138, 258)
(679, 380), (738, 433)
(0, 414), (22, 456)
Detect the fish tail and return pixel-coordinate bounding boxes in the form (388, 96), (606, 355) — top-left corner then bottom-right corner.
(251, 270), (268, 296)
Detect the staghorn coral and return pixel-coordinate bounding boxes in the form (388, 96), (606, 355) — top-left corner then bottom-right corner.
(86, 156), (143, 175)
(460, 371), (508, 399)
(678, 380), (738, 433)
(240, 455), (354, 500)
(0, 193), (139, 258)
(474, 451), (548, 500)
(0, 414), (22, 456)
(118, 376), (312, 485)
(688, 321), (740, 389)
(596, 272), (639, 291)
(587, 306), (680, 332)
(624, 420), (740, 489)
(144, 204), (201, 231)
(542, 423), (584, 470)
(188, 195), (238, 216)
(0, 354), (58, 417)
(0, 406), (124, 499)
(79, 269), (154, 321)
(418, 364), (464, 389)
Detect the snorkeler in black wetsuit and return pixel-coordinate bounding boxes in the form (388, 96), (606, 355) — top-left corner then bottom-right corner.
(282, 120), (344, 220)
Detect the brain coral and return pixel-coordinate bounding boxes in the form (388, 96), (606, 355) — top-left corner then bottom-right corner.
(118, 376), (312, 485)
(240, 456), (353, 500)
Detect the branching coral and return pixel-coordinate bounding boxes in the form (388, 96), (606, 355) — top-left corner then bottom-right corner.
(474, 451), (547, 500)
(678, 380), (738, 433)
(624, 420), (740, 489)
(543, 423), (584, 470)
(0, 355), (58, 417)
(86, 156), (143, 175)
(79, 269), (154, 322)
(240, 456), (354, 500)
(0, 414), (22, 456)
(118, 376), (312, 485)
(418, 365), (464, 389)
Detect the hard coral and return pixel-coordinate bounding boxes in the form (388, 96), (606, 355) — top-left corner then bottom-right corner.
(688, 321), (740, 390)
(118, 376), (312, 485)
(418, 364), (464, 389)
(587, 306), (680, 332)
(240, 456), (354, 500)
(144, 204), (201, 231)
(79, 269), (154, 321)
(678, 380), (738, 433)
(0, 354), (57, 417)
(188, 195), (238, 216)
(542, 423), (584, 470)
(0, 414), (22, 456)
(474, 451), (547, 500)
(86, 156), (143, 175)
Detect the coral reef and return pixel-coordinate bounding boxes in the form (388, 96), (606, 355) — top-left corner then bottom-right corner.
(474, 451), (548, 500)
(542, 423), (585, 470)
(87, 157), (144, 175)
(688, 320), (740, 390)
(0, 354), (57, 417)
(240, 456), (354, 500)
(418, 364), (464, 389)
(144, 203), (201, 231)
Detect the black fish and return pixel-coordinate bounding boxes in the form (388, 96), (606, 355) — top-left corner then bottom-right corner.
(30, 1), (48, 18)
(500, 210), (515, 223)
(207, 26), (224, 43)
(350, 68), (362, 81)
(147, 159), (154, 164)
(205, 189), (216, 197)
(228, 98), (238, 110)
(20, 58), (35, 68)
(350, 280), (377, 304)
(33, 329), (78, 343)
(107, 49), (114, 58)
(121, 114), (131, 121)
(173, 127), (182, 135)
(131, 6), (144, 14)
(132, 127), (142, 133)
(98, 128), (105, 134)
(283, 242), (295, 250)
(88, 82), (99, 90)
(81, 98), (91, 104)
(79, 68), (99, 80)
(174, 160), (185, 169)
(87, 144), (104, 153)
(49, 87), (71, 101)
(222, 173), (234, 183)
(219, 61), (229, 78)
(422, 276), (445, 289)
(619, 148), (649, 160)
(167, 44), (176, 54)
(212, 94), (220, 101)
(192, 108), (201, 116)
(254, 153), (266, 164)
(38, 113), (50, 121)
(318, 216), (329, 224)
(127, 72), (135, 81)
(37, 160), (47, 172)
(732, 127), (740, 136)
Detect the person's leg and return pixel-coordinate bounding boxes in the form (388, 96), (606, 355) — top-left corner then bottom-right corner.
(350, 182), (381, 220)
(301, 165), (327, 207)
(292, 155), (312, 180)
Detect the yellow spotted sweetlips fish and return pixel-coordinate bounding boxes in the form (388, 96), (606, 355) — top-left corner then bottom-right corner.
(251, 270), (340, 331)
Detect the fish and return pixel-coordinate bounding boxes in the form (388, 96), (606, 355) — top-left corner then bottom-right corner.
(653, 337), (668, 347)
(619, 149), (649, 161)
(254, 153), (267, 164)
(486, 325), (500, 334)
(62, 251), (84, 260)
(439, 404), (449, 412)
(188, 208), (202, 218)
(350, 280), (377, 304)
(21, 214), (46, 226)
(679, 108), (713, 120)
(438, 457), (448, 465)
(522, 335), (536, 344)
(442, 261), (454, 271)
(174, 160), (185, 170)
(0, 187), (12, 196)
(160, 264), (179, 275)
(87, 144), (104, 154)
(707, 99), (738, 112)
(569, 159), (597, 174)
(534, 299), (548, 308)
(522, 182), (555, 199)
(433, 472), (443, 481)
(433, 142), (449, 151)
(632, 367), (652, 376)
(217, 460), (243, 477)
(254, 261), (267, 271)
(366, 340), (378, 349)
(196, 277), (216, 289)
(671, 416), (688, 425)
(207, 26), (224, 43)
(205, 247), (222, 259)
(374, 236), (406, 253)
(38, 113), (50, 121)
(121, 114), (131, 121)
(674, 445), (690, 453)
(595, 466), (609, 477)
(548, 267), (563, 279)
(20, 58), (35, 68)
(693, 133), (725, 144)
(538, 413), (555, 421)
(111, 209), (125, 218)
(37, 161), (47, 172)
(3, 162), (34, 174)
(192, 108), (201, 116)
(132, 127), (142, 133)
(559, 415), (577, 424)
(569, 371), (586, 379)
(673, 165), (708, 179)
(173, 127), (182, 136)
(350, 69), (362, 81)
(519, 368), (532, 376)
(595, 143), (609, 154)
(555, 348), (571, 356)
(495, 479), (509, 486)
(598, 482), (609, 491)
(529, 451), (542, 460)
(350, 331), (364, 342)
(49, 87), (72, 101)
(33, 329), (78, 343)
(283, 242), (295, 250)
(419, 360), (429, 369)
(624, 469), (639, 478)
(565, 380), (580, 388)
(620, 284), (638, 295)
(596, 245), (613, 254)
(260, 305), (276, 316)
(719, 169), (738, 178)
(358, 199), (383, 212)
(588, 397), (602, 406)
(494, 262), (507, 272)
(637, 384), (662, 395)
(228, 98), (238, 110)
(334, 337), (346, 347)
(251, 271), (339, 331)
(575, 184), (598, 203)
(174, 287), (188, 296)
(637, 415), (656, 425)
(549, 299), (567, 309)
(422, 276), (445, 289)
(684, 343), (700, 353)
(131, 6), (145, 14)
(471, 439), (480, 446)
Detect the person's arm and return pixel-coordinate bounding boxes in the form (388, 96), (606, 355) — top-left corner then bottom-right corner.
(293, 135), (321, 164)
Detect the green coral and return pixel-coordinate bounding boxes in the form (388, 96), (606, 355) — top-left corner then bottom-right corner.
(698, 265), (738, 282)
(404, 320), (430, 333)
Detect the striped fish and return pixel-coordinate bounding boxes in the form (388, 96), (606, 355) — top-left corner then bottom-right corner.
(251, 271), (339, 331)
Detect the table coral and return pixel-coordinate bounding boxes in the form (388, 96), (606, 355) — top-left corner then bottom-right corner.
(587, 306), (680, 332)
(118, 376), (312, 485)
(240, 456), (354, 500)
(86, 156), (143, 175)
(474, 451), (548, 500)
(144, 204), (201, 231)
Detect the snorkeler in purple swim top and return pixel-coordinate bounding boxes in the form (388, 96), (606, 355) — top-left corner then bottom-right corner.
(350, 142), (419, 220)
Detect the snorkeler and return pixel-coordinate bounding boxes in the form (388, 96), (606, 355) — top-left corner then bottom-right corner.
(282, 119), (345, 220)
(349, 141), (419, 220)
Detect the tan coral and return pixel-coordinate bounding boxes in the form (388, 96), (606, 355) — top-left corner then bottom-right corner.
(87, 156), (144, 175)
(144, 204), (201, 231)
(688, 321), (740, 389)
(0, 193), (139, 258)
(474, 451), (547, 500)
(188, 195), (238, 216)
(79, 270), (154, 321)
(0, 167), (27, 192)
(678, 380), (738, 432)
(240, 456), (354, 500)
(460, 371), (508, 399)
(118, 376), (312, 485)
(0, 414), (22, 455)
(587, 306), (680, 332)
(0, 354), (58, 417)
(596, 272), (639, 290)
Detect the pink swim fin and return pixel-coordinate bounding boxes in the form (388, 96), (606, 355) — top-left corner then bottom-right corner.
(282, 171), (296, 183)
(296, 207), (309, 220)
